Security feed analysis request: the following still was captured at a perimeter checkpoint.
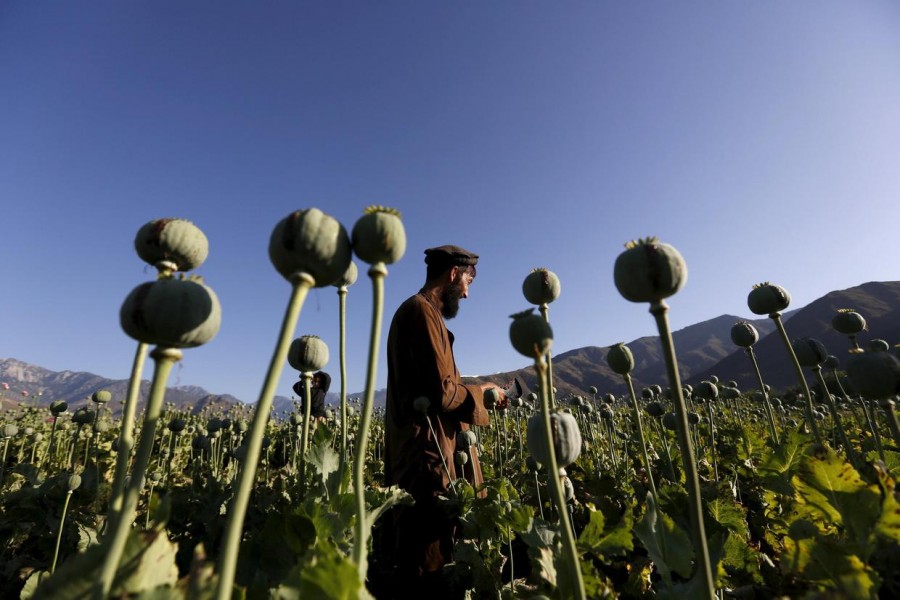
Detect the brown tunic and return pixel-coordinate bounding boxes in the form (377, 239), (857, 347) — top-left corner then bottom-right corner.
(382, 289), (489, 579)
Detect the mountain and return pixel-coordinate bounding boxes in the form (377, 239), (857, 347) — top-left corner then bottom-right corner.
(3, 282), (896, 411)
(688, 281), (900, 391)
(466, 313), (784, 398)
(0, 358), (248, 415)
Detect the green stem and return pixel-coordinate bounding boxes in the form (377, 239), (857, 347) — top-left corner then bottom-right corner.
(770, 313), (823, 445)
(650, 300), (715, 599)
(813, 367), (857, 465)
(338, 286), (350, 492)
(108, 342), (149, 520)
(625, 374), (657, 501)
(51, 491), (73, 574)
(538, 303), (557, 409)
(299, 372), (312, 484)
(535, 357), (585, 600)
(95, 346), (181, 600)
(352, 263), (386, 583)
(745, 347), (779, 445)
(215, 273), (313, 600)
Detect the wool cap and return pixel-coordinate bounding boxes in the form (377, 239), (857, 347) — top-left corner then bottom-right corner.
(424, 245), (479, 269)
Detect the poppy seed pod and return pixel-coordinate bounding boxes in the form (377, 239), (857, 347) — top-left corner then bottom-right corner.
(792, 338), (828, 368)
(509, 309), (553, 358)
(413, 397), (431, 414)
(720, 386), (741, 400)
(847, 351), (900, 399)
(455, 451), (469, 466)
(606, 342), (635, 375)
(613, 237), (687, 303)
(484, 387), (502, 409)
(72, 408), (95, 425)
(2, 424), (18, 438)
(287, 335), (329, 373)
(334, 261), (359, 288)
(66, 474), (82, 492)
(351, 206), (406, 265)
(832, 309), (867, 335)
(269, 208), (353, 286)
(522, 268), (561, 305)
(50, 401), (68, 415)
(134, 218), (209, 273)
(456, 430), (477, 449)
(747, 282), (791, 315)
(527, 410), (582, 468)
(868, 339), (890, 352)
(92, 390), (112, 404)
(824, 355), (840, 370)
(730, 321), (759, 348)
(645, 402), (665, 417)
(120, 277), (221, 348)
(695, 381), (719, 400)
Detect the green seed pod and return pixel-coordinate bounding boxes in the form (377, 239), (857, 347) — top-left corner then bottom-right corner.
(613, 237), (687, 303)
(695, 381), (719, 400)
(824, 355), (840, 369)
(526, 410), (582, 468)
(456, 430), (477, 449)
(606, 342), (634, 375)
(287, 335), (329, 372)
(868, 339), (890, 352)
(455, 451), (469, 466)
(269, 208), (353, 286)
(832, 309), (867, 335)
(847, 351), (900, 399)
(413, 397), (431, 414)
(747, 282), (791, 315)
(351, 206), (406, 265)
(134, 218), (209, 273)
(687, 412), (700, 425)
(120, 277), (221, 348)
(66, 473), (82, 491)
(509, 309), (553, 358)
(50, 401), (68, 415)
(792, 338), (828, 368)
(730, 321), (759, 348)
(483, 387), (501, 410)
(72, 408), (95, 425)
(334, 261), (359, 288)
(168, 418), (186, 433)
(91, 390), (112, 404)
(645, 402), (665, 418)
(662, 412), (678, 431)
(522, 268), (561, 305)
(2, 424), (18, 438)
(94, 420), (109, 433)
(588, 386), (598, 396)
(720, 386), (741, 400)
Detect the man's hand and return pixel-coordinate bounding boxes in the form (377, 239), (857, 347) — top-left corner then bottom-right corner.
(482, 384), (508, 410)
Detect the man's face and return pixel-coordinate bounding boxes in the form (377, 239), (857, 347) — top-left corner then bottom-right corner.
(441, 268), (473, 319)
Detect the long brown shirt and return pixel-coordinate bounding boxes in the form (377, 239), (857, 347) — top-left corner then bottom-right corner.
(384, 289), (489, 499)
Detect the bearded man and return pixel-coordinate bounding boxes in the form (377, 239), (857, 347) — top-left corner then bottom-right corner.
(376, 244), (506, 598)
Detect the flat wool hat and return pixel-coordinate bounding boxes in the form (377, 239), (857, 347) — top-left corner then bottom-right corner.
(424, 245), (479, 268)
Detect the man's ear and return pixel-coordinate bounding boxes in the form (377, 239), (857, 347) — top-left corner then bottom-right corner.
(448, 265), (460, 282)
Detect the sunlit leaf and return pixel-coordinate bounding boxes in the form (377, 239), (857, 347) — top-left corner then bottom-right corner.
(633, 492), (693, 582)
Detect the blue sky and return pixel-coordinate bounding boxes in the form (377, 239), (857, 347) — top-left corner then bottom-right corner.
(2, 2), (899, 404)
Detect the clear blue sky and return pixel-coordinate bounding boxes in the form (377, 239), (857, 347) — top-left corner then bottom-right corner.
(2, 2), (899, 404)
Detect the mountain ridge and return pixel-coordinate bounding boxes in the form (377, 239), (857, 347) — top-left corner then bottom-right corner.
(3, 281), (897, 411)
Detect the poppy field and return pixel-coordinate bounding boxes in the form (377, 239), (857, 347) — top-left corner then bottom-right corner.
(1, 210), (899, 599)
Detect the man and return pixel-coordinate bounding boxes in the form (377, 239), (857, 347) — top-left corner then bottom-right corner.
(378, 244), (506, 598)
(292, 370), (330, 421)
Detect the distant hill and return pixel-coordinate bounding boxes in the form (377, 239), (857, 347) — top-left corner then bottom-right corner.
(4, 281), (897, 410)
(0, 358), (248, 415)
(688, 281), (900, 391)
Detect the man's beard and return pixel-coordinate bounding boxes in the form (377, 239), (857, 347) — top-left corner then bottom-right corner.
(441, 279), (464, 319)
